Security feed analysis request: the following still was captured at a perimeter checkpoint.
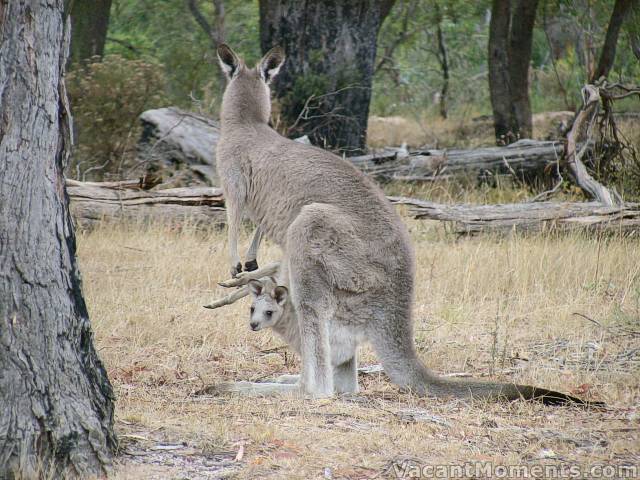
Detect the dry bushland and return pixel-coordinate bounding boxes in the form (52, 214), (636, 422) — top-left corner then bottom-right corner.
(77, 217), (639, 479)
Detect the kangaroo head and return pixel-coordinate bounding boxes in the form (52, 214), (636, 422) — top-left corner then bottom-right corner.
(247, 277), (288, 331)
(217, 44), (285, 125)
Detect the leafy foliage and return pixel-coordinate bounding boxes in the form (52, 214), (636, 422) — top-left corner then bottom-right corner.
(66, 0), (639, 197)
(106, 0), (260, 113)
(66, 55), (166, 180)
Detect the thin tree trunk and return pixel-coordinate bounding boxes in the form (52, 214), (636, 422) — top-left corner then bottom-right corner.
(509, 0), (539, 140)
(67, 0), (113, 66)
(259, 0), (395, 155)
(435, 4), (449, 120)
(186, 0), (227, 92)
(591, 0), (633, 82)
(0, 2), (116, 478)
(488, 0), (515, 144)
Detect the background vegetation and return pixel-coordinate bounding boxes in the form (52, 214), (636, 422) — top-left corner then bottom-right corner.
(66, 0), (640, 199)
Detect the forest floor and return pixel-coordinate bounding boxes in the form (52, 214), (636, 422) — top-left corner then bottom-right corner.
(78, 213), (640, 479)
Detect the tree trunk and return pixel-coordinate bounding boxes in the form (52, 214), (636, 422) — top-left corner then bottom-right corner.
(509, 0), (539, 140)
(67, 0), (113, 66)
(488, 0), (538, 145)
(591, 0), (633, 82)
(0, 3), (116, 478)
(434, 4), (449, 120)
(259, 0), (395, 155)
(488, 0), (515, 144)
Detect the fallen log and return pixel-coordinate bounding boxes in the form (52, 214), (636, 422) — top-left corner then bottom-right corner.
(349, 139), (562, 181)
(390, 196), (640, 235)
(66, 179), (226, 229)
(66, 179), (639, 236)
(137, 107), (221, 186)
(136, 107), (563, 184)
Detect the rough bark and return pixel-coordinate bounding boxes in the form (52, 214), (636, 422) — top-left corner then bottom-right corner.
(488, 0), (515, 144)
(259, 0), (395, 155)
(67, 0), (113, 66)
(488, 0), (538, 144)
(509, 0), (539, 140)
(390, 197), (640, 235)
(137, 107), (221, 186)
(66, 180), (226, 229)
(0, 2), (115, 478)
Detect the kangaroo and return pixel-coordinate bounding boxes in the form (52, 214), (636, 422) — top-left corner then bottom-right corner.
(215, 44), (597, 406)
(247, 277), (361, 394)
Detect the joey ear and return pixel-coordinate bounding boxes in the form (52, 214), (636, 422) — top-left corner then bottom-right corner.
(217, 44), (240, 80)
(248, 279), (263, 297)
(258, 46), (285, 84)
(273, 286), (288, 306)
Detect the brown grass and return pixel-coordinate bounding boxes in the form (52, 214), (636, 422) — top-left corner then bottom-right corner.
(367, 112), (577, 150)
(78, 217), (640, 479)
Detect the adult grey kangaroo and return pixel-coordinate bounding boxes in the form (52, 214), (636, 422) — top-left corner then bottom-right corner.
(215, 44), (595, 406)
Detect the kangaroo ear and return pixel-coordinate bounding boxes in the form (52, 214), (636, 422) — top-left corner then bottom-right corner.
(248, 279), (263, 297)
(217, 44), (240, 80)
(273, 286), (288, 306)
(258, 46), (285, 84)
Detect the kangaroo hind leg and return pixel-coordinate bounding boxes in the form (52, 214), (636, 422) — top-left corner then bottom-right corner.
(286, 204), (342, 398)
(368, 303), (443, 397)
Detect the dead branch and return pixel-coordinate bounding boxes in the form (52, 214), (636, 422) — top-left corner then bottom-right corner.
(564, 84), (623, 206)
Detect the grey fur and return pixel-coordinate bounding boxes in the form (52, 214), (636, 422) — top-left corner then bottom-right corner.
(248, 277), (358, 394)
(215, 44), (596, 406)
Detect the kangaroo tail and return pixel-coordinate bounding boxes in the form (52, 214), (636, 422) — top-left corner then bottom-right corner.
(370, 313), (604, 408)
(387, 350), (604, 407)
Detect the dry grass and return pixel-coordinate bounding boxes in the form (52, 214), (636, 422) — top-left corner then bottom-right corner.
(368, 112), (639, 153)
(367, 112), (578, 150)
(77, 217), (640, 479)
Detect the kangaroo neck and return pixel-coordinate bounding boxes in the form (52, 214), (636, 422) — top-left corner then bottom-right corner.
(220, 111), (267, 134)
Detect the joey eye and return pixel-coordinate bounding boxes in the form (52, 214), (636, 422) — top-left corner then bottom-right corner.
(250, 306), (255, 314)
(265, 310), (273, 317)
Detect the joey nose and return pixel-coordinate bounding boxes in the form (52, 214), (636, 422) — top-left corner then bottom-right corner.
(250, 322), (259, 331)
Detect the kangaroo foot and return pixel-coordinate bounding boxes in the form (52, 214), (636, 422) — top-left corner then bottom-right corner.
(244, 259), (259, 272)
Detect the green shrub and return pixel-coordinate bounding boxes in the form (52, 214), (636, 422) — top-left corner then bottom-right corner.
(66, 55), (167, 181)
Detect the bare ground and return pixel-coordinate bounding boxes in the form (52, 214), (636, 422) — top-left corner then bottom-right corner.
(78, 219), (640, 479)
